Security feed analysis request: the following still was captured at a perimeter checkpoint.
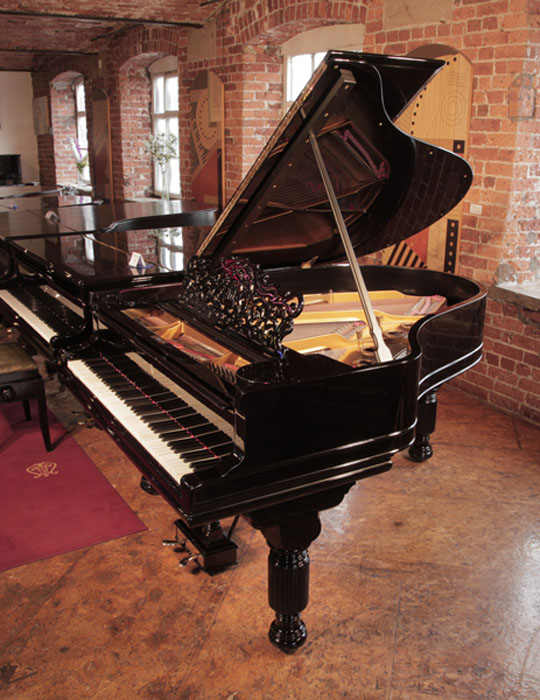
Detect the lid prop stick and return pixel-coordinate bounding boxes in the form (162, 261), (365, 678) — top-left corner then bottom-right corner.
(308, 129), (393, 363)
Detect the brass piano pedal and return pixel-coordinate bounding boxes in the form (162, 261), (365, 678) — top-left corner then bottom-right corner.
(71, 410), (98, 428)
(162, 538), (186, 548)
(162, 524), (187, 551)
(179, 553), (202, 573)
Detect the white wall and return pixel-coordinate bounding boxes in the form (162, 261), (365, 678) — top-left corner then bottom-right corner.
(0, 72), (39, 182)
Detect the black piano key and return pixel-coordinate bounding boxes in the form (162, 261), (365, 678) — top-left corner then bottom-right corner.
(154, 423), (220, 439)
(127, 400), (193, 418)
(146, 413), (211, 430)
(156, 423), (220, 442)
(168, 432), (231, 452)
(82, 354), (235, 471)
(130, 402), (195, 417)
(186, 443), (234, 462)
(133, 411), (198, 428)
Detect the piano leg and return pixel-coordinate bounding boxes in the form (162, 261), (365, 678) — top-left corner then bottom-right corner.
(409, 390), (438, 462)
(264, 514), (319, 652)
(248, 486), (351, 653)
(140, 476), (159, 495)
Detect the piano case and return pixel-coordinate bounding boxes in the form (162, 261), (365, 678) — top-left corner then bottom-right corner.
(0, 51), (485, 652)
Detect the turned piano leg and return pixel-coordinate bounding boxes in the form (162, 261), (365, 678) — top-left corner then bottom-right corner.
(247, 502), (335, 653)
(267, 540), (312, 651)
(409, 389), (438, 462)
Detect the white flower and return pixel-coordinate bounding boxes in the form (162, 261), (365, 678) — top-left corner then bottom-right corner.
(144, 133), (178, 166)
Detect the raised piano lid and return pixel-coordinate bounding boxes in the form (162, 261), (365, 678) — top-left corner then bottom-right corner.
(197, 50), (473, 267)
(1, 199), (215, 240)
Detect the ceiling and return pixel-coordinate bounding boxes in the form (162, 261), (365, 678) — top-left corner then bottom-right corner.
(0, 1), (221, 72)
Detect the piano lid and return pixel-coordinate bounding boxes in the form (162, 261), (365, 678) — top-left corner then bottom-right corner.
(7, 228), (186, 291)
(198, 50), (473, 268)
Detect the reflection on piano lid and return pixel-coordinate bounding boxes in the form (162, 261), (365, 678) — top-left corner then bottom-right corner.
(0, 192), (93, 211)
(0, 198), (215, 240)
(5, 228), (190, 293)
(0, 184), (62, 199)
(26, 199), (216, 236)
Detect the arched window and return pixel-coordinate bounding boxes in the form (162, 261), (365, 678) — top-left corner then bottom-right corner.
(282, 25), (365, 112)
(148, 57), (180, 198)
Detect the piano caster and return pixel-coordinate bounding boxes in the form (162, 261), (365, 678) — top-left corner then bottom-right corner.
(140, 476), (159, 495)
(269, 614), (307, 654)
(408, 434), (433, 462)
(409, 390), (438, 462)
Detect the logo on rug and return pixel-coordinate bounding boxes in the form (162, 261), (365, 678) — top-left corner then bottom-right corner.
(26, 462), (58, 478)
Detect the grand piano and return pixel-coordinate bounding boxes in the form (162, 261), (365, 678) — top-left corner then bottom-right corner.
(0, 51), (485, 652)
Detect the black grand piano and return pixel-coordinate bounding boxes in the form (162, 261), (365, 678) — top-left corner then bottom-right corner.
(0, 51), (485, 652)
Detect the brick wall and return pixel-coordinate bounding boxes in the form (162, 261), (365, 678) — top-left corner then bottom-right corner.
(28, 0), (540, 427)
(456, 296), (540, 424)
(362, 0), (540, 425)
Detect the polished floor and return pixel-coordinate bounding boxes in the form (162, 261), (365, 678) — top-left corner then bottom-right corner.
(1, 371), (539, 699)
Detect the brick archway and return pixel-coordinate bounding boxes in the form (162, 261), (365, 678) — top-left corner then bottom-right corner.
(103, 27), (185, 200)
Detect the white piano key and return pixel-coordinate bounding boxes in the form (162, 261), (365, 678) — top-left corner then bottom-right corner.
(128, 352), (236, 443)
(0, 286), (83, 343)
(67, 353), (239, 484)
(0, 288), (57, 342)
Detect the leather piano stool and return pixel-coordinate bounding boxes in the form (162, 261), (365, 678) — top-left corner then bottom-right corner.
(0, 343), (51, 451)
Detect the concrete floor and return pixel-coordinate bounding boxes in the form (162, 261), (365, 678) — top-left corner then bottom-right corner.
(1, 373), (539, 700)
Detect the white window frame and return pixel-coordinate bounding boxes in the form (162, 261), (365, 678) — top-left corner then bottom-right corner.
(281, 25), (365, 113)
(149, 58), (180, 199)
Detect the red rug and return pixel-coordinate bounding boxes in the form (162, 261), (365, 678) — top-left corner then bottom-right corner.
(0, 401), (146, 572)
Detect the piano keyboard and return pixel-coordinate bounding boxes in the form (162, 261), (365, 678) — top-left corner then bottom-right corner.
(67, 352), (238, 483)
(0, 286), (83, 342)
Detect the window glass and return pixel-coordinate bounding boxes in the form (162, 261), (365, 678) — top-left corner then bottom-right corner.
(73, 78), (90, 183)
(150, 68), (180, 198)
(75, 82), (86, 112)
(165, 75), (179, 112)
(287, 54), (313, 102)
(282, 25), (365, 113)
(77, 115), (87, 148)
(286, 52), (329, 105)
(153, 76), (164, 114)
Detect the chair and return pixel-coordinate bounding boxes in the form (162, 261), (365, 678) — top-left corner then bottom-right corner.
(0, 343), (51, 451)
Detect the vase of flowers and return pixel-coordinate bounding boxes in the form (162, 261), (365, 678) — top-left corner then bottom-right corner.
(69, 137), (88, 185)
(144, 133), (178, 200)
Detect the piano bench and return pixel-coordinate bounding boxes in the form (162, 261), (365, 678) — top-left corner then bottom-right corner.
(0, 343), (51, 452)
